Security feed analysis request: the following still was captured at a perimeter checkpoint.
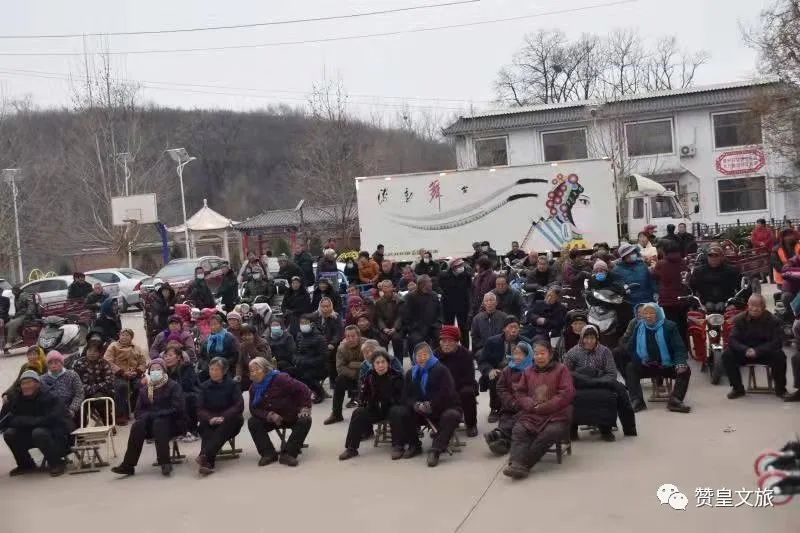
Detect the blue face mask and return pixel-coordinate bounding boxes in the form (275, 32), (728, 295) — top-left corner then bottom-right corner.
(270, 326), (282, 337)
(595, 272), (607, 282)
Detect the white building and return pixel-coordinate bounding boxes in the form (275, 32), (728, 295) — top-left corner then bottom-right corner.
(443, 80), (800, 231)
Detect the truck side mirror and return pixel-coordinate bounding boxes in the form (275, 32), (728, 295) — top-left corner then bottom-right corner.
(694, 205), (700, 213)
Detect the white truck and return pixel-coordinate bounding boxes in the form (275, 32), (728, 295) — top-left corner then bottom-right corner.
(355, 160), (688, 261)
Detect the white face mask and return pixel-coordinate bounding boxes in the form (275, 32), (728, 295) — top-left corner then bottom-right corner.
(481, 246), (489, 252)
(423, 258), (431, 263)
(196, 273), (205, 280)
(149, 370), (163, 382)
(253, 274), (261, 280)
(300, 324), (312, 334)
(454, 267), (465, 275)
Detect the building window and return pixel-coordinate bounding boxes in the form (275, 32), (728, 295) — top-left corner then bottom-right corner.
(625, 119), (674, 157)
(713, 111), (762, 148)
(542, 129), (588, 162)
(717, 176), (767, 213)
(632, 197), (644, 219)
(474, 137), (508, 167)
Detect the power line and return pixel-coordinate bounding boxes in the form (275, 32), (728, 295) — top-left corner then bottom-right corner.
(0, 0), (480, 39)
(0, 0), (638, 56)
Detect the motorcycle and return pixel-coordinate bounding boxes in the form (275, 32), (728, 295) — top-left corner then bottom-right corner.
(36, 315), (87, 368)
(238, 296), (272, 337)
(583, 280), (637, 349)
(755, 439), (800, 505)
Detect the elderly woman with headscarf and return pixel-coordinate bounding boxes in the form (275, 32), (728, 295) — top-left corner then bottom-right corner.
(199, 314), (239, 381)
(195, 357), (244, 476)
(311, 277), (342, 313)
(149, 315), (196, 361)
(620, 302), (691, 414)
(103, 328), (148, 426)
(40, 350), (84, 421)
(503, 340), (575, 479)
(237, 324), (272, 391)
(338, 350), (405, 460)
(389, 342), (462, 467)
(485, 341), (532, 456)
(247, 357), (312, 467)
(111, 358), (185, 477)
(564, 325), (636, 440)
(437, 325), (478, 437)
(3, 346), (47, 400)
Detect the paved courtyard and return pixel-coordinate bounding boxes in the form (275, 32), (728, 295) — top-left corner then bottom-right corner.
(0, 305), (798, 533)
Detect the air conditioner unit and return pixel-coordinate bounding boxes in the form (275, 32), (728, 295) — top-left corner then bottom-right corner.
(679, 145), (696, 158)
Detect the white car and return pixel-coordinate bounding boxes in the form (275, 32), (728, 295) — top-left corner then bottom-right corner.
(0, 278), (14, 316)
(87, 268), (149, 312)
(21, 275), (120, 307)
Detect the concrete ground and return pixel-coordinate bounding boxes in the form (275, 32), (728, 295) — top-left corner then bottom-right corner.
(0, 296), (798, 532)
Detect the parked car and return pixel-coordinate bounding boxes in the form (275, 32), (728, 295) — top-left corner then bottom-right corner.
(21, 275), (120, 307)
(144, 256), (229, 296)
(0, 278), (14, 316)
(87, 268), (149, 312)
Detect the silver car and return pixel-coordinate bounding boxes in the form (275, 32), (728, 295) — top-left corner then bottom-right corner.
(21, 275), (120, 307)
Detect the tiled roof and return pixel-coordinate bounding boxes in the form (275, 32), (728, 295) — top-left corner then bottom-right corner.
(443, 79), (780, 136)
(233, 204), (357, 231)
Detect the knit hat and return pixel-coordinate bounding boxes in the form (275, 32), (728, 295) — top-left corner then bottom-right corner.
(593, 259), (609, 272)
(227, 311), (242, 323)
(148, 358), (166, 372)
(503, 315), (520, 327)
(165, 332), (184, 344)
(580, 324), (599, 340)
(450, 258), (465, 269)
(617, 242), (639, 259)
(46, 350), (65, 364)
(440, 325), (461, 342)
(19, 370), (41, 382)
(167, 315), (183, 325)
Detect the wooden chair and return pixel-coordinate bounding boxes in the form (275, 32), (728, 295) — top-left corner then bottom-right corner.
(275, 427), (308, 454)
(423, 417), (465, 456)
(648, 377), (674, 402)
(746, 364), (774, 394)
(373, 420), (392, 447)
(152, 439), (185, 466)
(547, 440), (573, 464)
(70, 397), (117, 474)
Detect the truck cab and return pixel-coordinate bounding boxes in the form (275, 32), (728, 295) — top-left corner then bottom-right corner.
(625, 174), (690, 239)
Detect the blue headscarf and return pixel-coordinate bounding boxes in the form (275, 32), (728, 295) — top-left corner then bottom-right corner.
(206, 329), (227, 354)
(508, 341), (533, 371)
(251, 370), (280, 406)
(635, 303), (672, 366)
(411, 342), (439, 396)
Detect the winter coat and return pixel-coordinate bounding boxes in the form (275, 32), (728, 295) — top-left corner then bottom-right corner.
(294, 251), (315, 286)
(414, 260), (441, 281)
(281, 288), (312, 317)
(149, 330), (196, 361)
(492, 288), (524, 319)
(402, 291), (442, 339)
(217, 271), (239, 309)
(728, 310), (782, 357)
(505, 249), (528, 264)
(242, 278), (272, 301)
(374, 295), (403, 332)
(267, 331), (296, 369)
(675, 232), (697, 256)
(85, 291), (108, 312)
(336, 340), (364, 380)
(403, 362), (461, 419)
(149, 286), (176, 332)
(611, 260), (655, 306)
(358, 368), (404, 418)
(67, 280), (92, 300)
(41, 370), (84, 415)
(278, 262), (304, 284)
(781, 255), (800, 295)
(0, 295), (9, 322)
(525, 300), (567, 339)
(479, 333), (532, 377)
(187, 280), (215, 309)
(359, 356), (404, 382)
(0, 388), (72, 438)
(376, 267), (400, 287)
(165, 362), (199, 396)
(358, 259), (380, 284)
(438, 268), (472, 314)
(237, 336), (272, 389)
(343, 264), (359, 285)
(470, 310), (508, 353)
(249, 372), (312, 425)
(652, 253), (689, 307)
(563, 341), (618, 387)
(620, 316), (687, 367)
(309, 311), (343, 348)
(94, 314), (122, 344)
(471, 270), (498, 314)
(437, 345), (477, 393)
(133, 380), (185, 434)
(525, 267), (557, 291)
(104, 342), (148, 376)
(750, 225), (775, 250)
(294, 328), (328, 374)
(689, 261), (741, 304)
(72, 357), (115, 398)
(239, 260), (269, 283)
(197, 377), (244, 422)
(311, 287), (342, 313)
(513, 362), (575, 433)
(316, 258), (339, 279)
(496, 366), (526, 415)
(200, 331), (240, 377)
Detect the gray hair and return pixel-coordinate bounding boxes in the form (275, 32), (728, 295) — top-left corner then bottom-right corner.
(361, 339), (380, 353)
(208, 357), (229, 372)
(249, 356), (274, 373)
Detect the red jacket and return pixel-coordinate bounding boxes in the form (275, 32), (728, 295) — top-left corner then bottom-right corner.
(249, 373), (312, 425)
(513, 362), (575, 432)
(471, 270), (497, 314)
(652, 252), (688, 307)
(751, 226), (775, 250)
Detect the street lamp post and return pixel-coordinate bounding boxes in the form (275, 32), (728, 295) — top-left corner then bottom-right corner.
(165, 148), (196, 259)
(116, 152), (134, 267)
(2, 168), (24, 283)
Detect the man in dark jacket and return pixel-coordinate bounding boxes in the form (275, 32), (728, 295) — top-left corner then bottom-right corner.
(492, 275), (523, 319)
(372, 244), (385, 266)
(84, 283), (109, 312)
(525, 256), (557, 292)
(67, 272), (92, 300)
(402, 275), (442, 350)
(675, 223), (697, 256)
(689, 245), (741, 312)
(277, 254), (304, 284)
(652, 242), (689, 342)
(291, 315), (329, 403)
(438, 325), (478, 437)
(470, 292), (508, 356)
(504, 241), (527, 264)
(188, 267), (216, 309)
(479, 316), (530, 423)
(524, 287), (566, 340)
(471, 257), (497, 317)
(722, 294), (788, 399)
(293, 246), (315, 287)
(374, 281), (405, 362)
(150, 283), (176, 335)
(438, 258), (472, 346)
(216, 265), (238, 312)
(1, 371), (72, 476)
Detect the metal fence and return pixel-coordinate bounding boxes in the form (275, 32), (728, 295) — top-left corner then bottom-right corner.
(691, 217), (800, 238)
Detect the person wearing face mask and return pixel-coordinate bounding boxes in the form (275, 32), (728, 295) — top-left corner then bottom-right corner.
(438, 258), (472, 347)
(290, 315), (329, 403)
(564, 325), (637, 441)
(611, 243), (655, 308)
(199, 315), (240, 381)
(40, 350), (84, 422)
(187, 267), (215, 309)
(311, 278), (342, 314)
(414, 250), (441, 284)
(338, 350), (405, 460)
(238, 251), (268, 284)
(282, 276), (312, 337)
(343, 257), (360, 286)
(309, 297), (343, 389)
(111, 359), (186, 477)
(266, 318), (297, 372)
(216, 265), (239, 312)
(324, 326), (364, 425)
(484, 341), (532, 456)
(374, 281), (405, 363)
(476, 241), (499, 269)
(241, 267), (273, 303)
(104, 328), (148, 425)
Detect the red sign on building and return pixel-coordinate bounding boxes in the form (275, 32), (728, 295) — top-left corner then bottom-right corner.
(715, 148), (766, 176)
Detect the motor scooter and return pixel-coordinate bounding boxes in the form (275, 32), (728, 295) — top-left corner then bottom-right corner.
(36, 315), (87, 368)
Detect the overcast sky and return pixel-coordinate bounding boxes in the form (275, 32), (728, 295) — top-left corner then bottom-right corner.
(0, 0), (772, 121)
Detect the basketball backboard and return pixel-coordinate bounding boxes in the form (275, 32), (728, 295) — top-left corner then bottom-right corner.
(111, 193), (158, 226)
